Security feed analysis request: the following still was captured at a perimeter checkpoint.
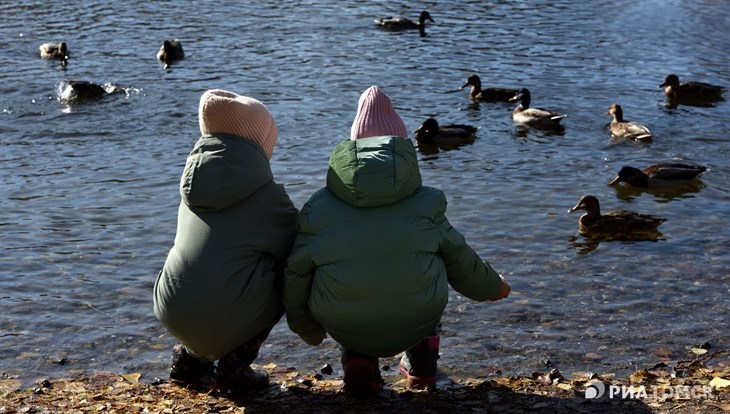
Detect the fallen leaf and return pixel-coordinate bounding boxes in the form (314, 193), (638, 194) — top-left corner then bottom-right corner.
(121, 373), (141, 383)
(690, 348), (708, 355)
(709, 376), (730, 389)
(556, 383), (572, 391)
(263, 363), (277, 370)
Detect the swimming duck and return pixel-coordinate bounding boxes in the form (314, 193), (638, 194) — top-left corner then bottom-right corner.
(61, 80), (108, 101)
(460, 74), (518, 102)
(608, 163), (708, 188)
(413, 118), (478, 148)
(509, 88), (566, 129)
(659, 74), (725, 103)
(607, 103), (652, 141)
(375, 11), (434, 31)
(156, 40), (185, 68)
(569, 195), (666, 236)
(39, 42), (68, 65)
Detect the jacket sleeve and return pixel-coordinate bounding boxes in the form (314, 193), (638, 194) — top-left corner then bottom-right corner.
(282, 220), (326, 346)
(436, 198), (503, 301)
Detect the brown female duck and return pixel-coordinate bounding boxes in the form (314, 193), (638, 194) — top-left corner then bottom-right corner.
(569, 195), (666, 236)
(157, 40), (185, 68)
(608, 163), (708, 188)
(659, 74), (725, 104)
(39, 42), (68, 65)
(460, 74), (518, 102)
(607, 103), (652, 141)
(413, 118), (478, 149)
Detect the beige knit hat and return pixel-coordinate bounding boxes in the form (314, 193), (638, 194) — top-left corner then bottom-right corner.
(198, 89), (278, 159)
(350, 85), (408, 140)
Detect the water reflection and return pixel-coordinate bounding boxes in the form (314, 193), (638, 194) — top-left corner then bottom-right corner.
(612, 182), (705, 202)
(569, 232), (665, 255)
(512, 125), (565, 141)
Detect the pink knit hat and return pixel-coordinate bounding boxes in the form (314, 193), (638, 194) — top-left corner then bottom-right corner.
(350, 85), (408, 140)
(198, 89), (278, 159)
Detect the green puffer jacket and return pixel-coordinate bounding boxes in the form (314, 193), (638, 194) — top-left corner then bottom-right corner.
(154, 134), (298, 361)
(283, 136), (503, 357)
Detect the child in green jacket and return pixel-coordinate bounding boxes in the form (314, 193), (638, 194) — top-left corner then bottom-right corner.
(283, 86), (510, 396)
(154, 90), (298, 390)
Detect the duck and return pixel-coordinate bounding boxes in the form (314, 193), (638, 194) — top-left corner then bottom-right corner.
(39, 42), (68, 65)
(156, 39), (185, 68)
(460, 74), (518, 102)
(413, 118), (478, 148)
(608, 163), (708, 188)
(375, 10), (434, 31)
(607, 103), (652, 141)
(509, 88), (566, 129)
(569, 195), (666, 236)
(61, 80), (109, 101)
(659, 74), (725, 103)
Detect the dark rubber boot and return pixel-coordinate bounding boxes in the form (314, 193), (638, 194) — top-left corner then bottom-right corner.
(169, 344), (215, 384)
(342, 349), (384, 397)
(399, 335), (440, 390)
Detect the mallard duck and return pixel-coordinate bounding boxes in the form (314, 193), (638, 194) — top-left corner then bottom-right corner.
(659, 74), (725, 103)
(414, 118), (478, 147)
(569, 195), (666, 235)
(608, 163), (708, 188)
(375, 11), (434, 30)
(156, 40), (185, 68)
(460, 74), (518, 102)
(509, 88), (566, 129)
(607, 103), (652, 141)
(39, 42), (68, 65)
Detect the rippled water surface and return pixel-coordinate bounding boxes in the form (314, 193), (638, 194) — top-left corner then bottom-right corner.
(1, 0), (729, 385)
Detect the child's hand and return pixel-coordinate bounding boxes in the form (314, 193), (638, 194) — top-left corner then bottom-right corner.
(491, 276), (511, 301)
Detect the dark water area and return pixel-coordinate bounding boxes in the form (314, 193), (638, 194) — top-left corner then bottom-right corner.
(1, 1), (728, 386)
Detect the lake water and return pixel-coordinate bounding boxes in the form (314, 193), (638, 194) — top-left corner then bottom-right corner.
(1, 0), (728, 386)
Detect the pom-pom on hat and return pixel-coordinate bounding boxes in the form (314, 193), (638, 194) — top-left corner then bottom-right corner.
(350, 85), (408, 140)
(198, 89), (278, 159)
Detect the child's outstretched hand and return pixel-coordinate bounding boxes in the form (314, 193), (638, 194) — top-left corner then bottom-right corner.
(491, 276), (511, 301)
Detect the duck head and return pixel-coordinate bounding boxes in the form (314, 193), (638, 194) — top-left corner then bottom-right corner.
(509, 88), (531, 107)
(608, 166), (644, 186)
(659, 74), (680, 89)
(419, 11), (434, 24)
(413, 118), (439, 143)
(569, 195), (601, 217)
(460, 74), (481, 90)
(606, 103), (623, 120)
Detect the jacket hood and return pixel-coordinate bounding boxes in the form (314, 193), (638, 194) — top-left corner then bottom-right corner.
(326, 136), (421, 208)
(180, 134), (273, 212)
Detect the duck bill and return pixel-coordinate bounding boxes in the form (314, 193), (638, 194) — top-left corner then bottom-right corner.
(413, 126), (424, 134)
(658, 82), (667, 88)
(459, 81), (469, 90)
(508, 93), (522, 102)
(568, 202), (582, 213)
(608, 176), (621, 186)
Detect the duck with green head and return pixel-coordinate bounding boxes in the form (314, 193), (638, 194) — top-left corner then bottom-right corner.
(659, 74), (725, 104)
(375, 10), (434, 32)
(509, 88), (566, 129)
(413, 118), (478, 151)
(608, 163), (707, 188)
(157, 39), (185, 69)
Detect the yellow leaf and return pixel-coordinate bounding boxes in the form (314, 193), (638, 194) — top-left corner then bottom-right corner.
(690, 348), (708, 355)
(710, 376), (730, 389)
(263, 363), (277, 370)
(556, 383), (572, 391)
(121, 373), (141, 383)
